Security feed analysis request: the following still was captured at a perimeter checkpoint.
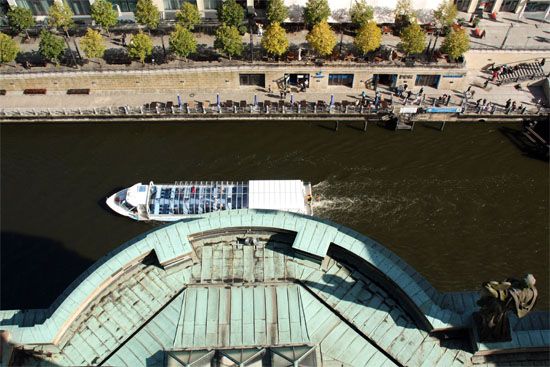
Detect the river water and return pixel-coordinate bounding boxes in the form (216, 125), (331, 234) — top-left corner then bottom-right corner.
(1, 121), (548, 310)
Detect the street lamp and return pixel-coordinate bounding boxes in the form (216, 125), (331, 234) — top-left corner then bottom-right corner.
(247, 11), (257, 63)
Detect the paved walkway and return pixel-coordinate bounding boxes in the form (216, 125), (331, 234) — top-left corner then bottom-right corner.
(0, 79), (545, 110)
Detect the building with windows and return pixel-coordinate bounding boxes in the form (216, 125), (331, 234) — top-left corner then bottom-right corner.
(1, 209), (548, 366)
(3, 0), (548, 22)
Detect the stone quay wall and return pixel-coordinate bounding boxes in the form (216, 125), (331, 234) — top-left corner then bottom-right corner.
(0, 64), (468, 95)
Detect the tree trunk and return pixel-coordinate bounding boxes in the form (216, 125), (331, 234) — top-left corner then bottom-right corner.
(63, 33), (79, 68)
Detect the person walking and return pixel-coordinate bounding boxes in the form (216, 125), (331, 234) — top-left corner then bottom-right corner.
(505, 99), (512, 110)
(483, 80), (489, 88)
(418, 87), (424, 96)
(540, 58), (546, 67)
(445, 94), (451, 106)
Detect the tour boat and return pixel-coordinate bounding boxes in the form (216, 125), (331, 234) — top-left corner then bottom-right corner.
(106, 180), (313, 221)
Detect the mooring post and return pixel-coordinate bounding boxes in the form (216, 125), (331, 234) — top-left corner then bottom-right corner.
(363, 119), (368, 132)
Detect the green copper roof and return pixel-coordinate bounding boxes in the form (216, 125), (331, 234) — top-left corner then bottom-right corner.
(1, 209), (548, 366)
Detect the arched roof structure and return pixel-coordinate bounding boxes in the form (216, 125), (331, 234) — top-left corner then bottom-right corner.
(1, 210), (547, 366)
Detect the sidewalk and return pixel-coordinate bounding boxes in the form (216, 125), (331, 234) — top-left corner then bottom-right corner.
(0, 79), (545, 110)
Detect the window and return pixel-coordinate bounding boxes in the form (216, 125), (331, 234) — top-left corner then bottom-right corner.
(163, 0), (195, 10)
(328, 74), (354, 87)
(415, 74), (441, 88)
(15, 0), (53, 16)
(203, 0), (220, 10)
(67, 0), (91, 15)
(239, 74), (265, 87)
(525, 1), (549, 11)
(108, 0), (137, 13)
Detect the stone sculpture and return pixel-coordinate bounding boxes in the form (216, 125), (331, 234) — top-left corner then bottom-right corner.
(475, 274), (538, 342)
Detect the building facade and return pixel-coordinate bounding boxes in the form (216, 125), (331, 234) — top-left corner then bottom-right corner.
(4, 0), (548, 21)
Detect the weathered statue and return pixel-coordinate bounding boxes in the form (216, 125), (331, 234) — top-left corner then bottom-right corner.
(475, 274), (538, 342)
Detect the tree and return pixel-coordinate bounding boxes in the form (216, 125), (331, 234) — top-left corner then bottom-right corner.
(7, 7), (35, 39)
(127, 31), (153, 63)
(176, 2), (201, 30)
(434, 0), (458, 29)
(169, 24), (197, 61)
(80, 28), (106, 60)
(266, 0), (288, 25)
(39, 30), (65, 65)
(354, 21), (381, 55)
(306, 20), (336, 57)
(350, 0), (374, 27)
(217, 0), (244, 29)
(214, 24), (243, 60)
(135, 0), (160, 31)
(48, 1), (74, 33)
(394, 0), (415, 31)
(261, 23), (289, 58)
(90, 0), (118, 36)
(400, 22), (425, 55)
(0, 32), (19, 64)
(303, 0), (331, 27)
(441, 28), (469, 61)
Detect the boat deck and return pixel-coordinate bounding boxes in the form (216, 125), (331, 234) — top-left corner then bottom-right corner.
(148, 181), (249, 216)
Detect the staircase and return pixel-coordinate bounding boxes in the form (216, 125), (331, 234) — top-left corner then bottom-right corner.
(496, 62), (547, 85)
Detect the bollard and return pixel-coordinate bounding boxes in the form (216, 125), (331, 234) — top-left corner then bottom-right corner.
(156, 106), (160, 114)
(109, 107), (113, 115)
(171, 106), (175, 114)
(298, 105), (301, 113)
(234, 106), (237, 114)
(188, 106), (191, 114)
(345, 106), (348, 114)
(360, 105), (364, 114)
(314, 105), (317, 114)
(363, 119), (368, 132)
(335, 121), (339, 131)
(93, 108), (97, 115)
(266, 105), (269, 114)
(79, 108), (82, 115)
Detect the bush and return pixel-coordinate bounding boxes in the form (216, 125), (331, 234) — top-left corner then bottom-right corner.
(38, 30), (65, 65)
(0, 32), (20, 64)
(7, 7), (35, 37)
(217, 0), (245, 29)
(214, 24), (243, 60)
(127, 31), (154, 63)
(169, 25), (197, 60)
(176, 2), (201, 30)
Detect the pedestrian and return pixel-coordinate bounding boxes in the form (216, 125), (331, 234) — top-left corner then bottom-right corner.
(268, 85), (272, 94)
(403, 84), (408, 92)
(407, 90), (412, 99)
(419, 87), (424, 96)
(466, 85), (472, 93)
(470, 90), (475, 98)
(511, 101), (517, 112)
(396, 85), (403, 97)
(476, 99), (482, 108)
(482, 98), (487, 106)
(505, 99), (511, 109)
(280, 90), (284, 99)
(361, 90), (366, 103)
(540, 58), (546, 67)
(483, 80), (489, 88)
(445, 94), (451, 106)
(122, 33), (126, 46)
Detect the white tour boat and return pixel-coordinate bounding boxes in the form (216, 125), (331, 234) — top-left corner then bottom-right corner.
(106, 180), (313, 221)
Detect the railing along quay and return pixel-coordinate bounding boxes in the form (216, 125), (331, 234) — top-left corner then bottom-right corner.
(1, 101), (547, 121)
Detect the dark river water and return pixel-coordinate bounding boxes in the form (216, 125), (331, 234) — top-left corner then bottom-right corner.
(1, 121), (548, 310)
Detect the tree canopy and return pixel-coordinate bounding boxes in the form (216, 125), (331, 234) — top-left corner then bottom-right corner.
(303, 0), (331, 27)
(350, 0), (374, 27)
(135, 0), (160, 30)
(7, 7), (35, 37)
(80, 28), (106, 59)
(217, 0), (245, 29)
(39, 30), (65, 65)
(354, 21), (382, 55)
(400, 22), (426, 55)
(48, 1), (74, 33)
(127, 31), (154, 63)
(0, 32), (19, 64)
(176, 2), (201, 30)
(90, 0), (118, 35)
(441, 28), (469, 60)
(169, 24), (197, 60)
(266, 0), (288, 25)
(214, 24), (243, 60)
(306, 20), (336, 57)
(261, 23), (289, 57)
(434, 0), (458, 29)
